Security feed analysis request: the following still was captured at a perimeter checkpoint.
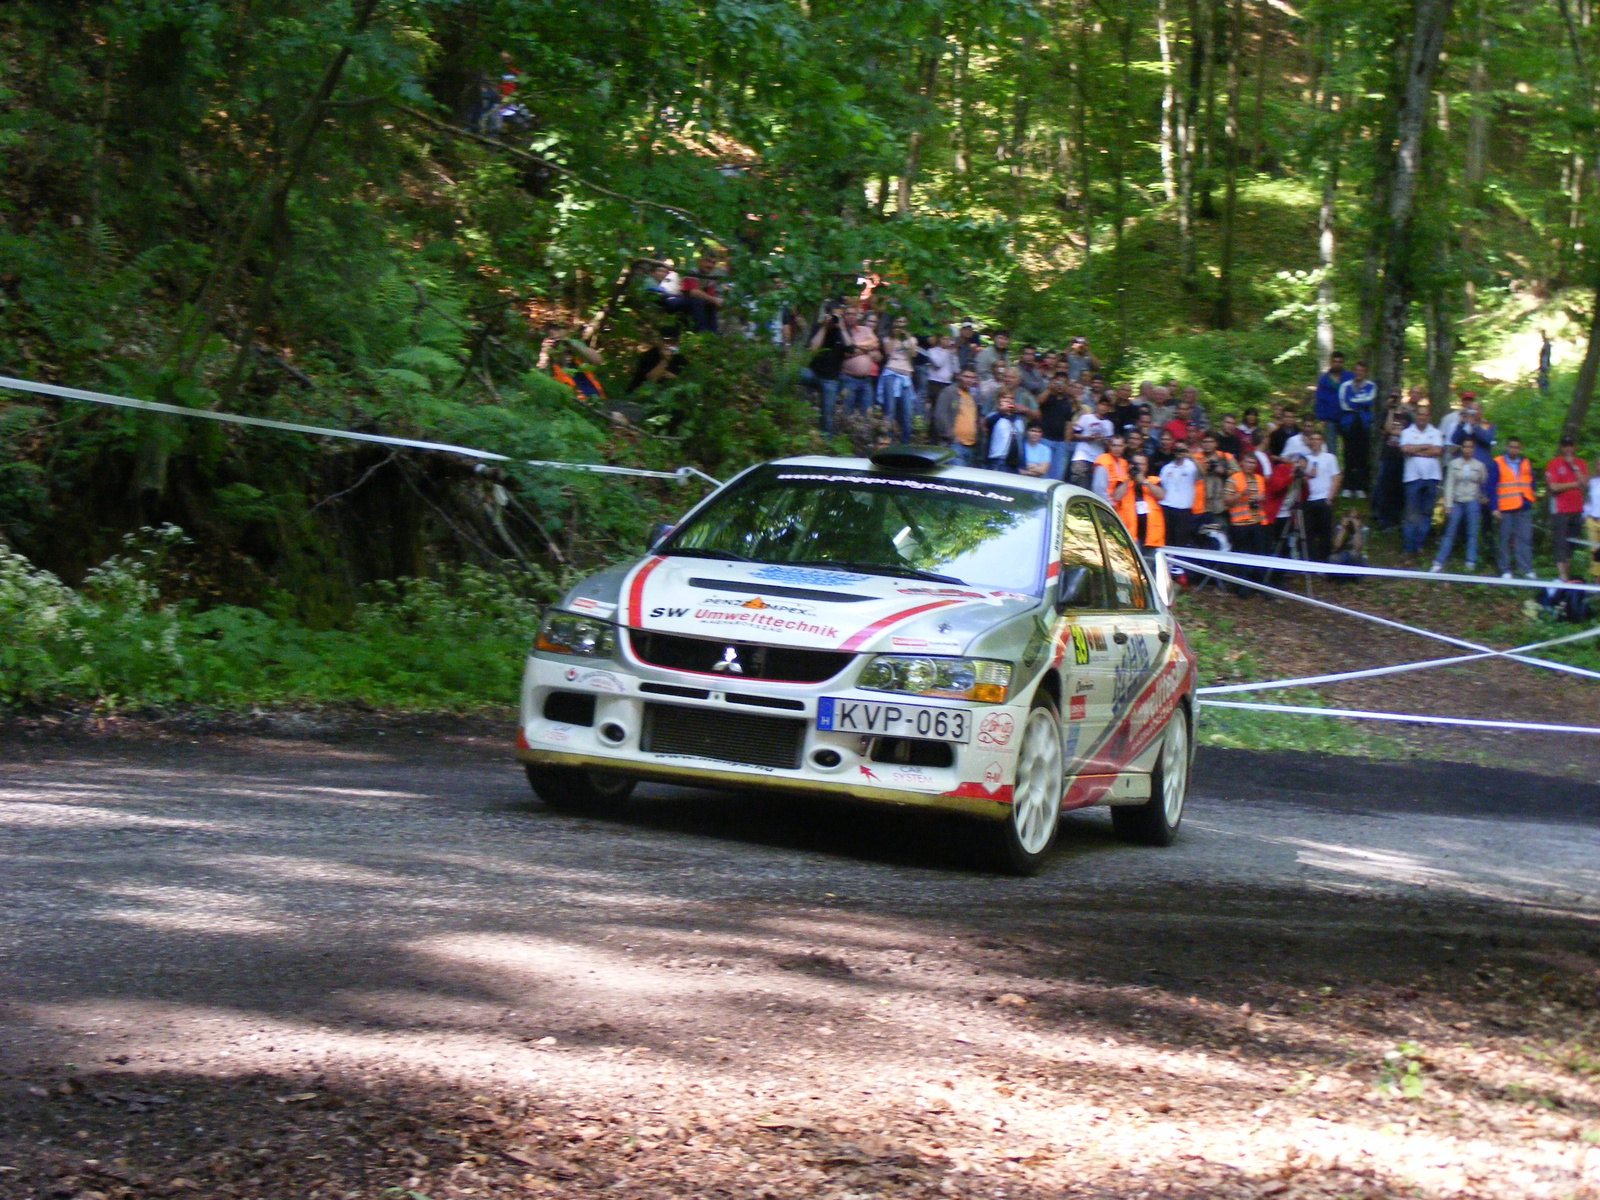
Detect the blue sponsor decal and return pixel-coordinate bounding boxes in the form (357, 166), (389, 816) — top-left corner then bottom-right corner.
(752, 565), (872, 586)
(1111, 633), (1153, 714)
(1062, 721), (1082, 762)
(816, 696), (836, 730)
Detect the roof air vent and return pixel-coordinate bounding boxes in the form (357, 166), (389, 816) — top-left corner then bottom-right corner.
(868, 445), (955, 471)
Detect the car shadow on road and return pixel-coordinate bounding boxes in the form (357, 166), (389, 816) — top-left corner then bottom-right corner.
(504, 781), (1132, 876)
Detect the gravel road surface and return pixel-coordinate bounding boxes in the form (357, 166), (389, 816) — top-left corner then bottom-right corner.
(2, 726), (1599, 1200)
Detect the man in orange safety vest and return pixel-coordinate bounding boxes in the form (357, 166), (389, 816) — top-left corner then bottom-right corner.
(1491, 436), (1537, 580)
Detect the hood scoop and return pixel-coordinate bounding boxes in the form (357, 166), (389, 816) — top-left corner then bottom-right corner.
(687, 577), (872, 603)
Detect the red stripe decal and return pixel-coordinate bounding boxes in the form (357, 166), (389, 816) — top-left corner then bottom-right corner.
(943, 782), (1015, 804)
(838, 599), (964, 652)
(625, 556), (665, 627)
(1046, 560), (1060, 579)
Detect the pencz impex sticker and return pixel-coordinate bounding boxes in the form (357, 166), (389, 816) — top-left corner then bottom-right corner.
(976, 712), (1015, 747)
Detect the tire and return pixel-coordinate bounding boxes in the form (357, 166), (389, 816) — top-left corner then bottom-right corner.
(983, 692), (1065, 876)
(1111, 703), (1190, 846)
(524, 764), (636, 816)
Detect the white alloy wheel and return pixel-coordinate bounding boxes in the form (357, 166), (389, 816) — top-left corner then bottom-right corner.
(1160, 710), (1189, 828)
(1112, 704), (1190, 846)
(1010, 704), (1064, 857)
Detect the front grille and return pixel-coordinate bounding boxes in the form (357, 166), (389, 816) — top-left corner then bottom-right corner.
(628, 629), (852, 684)
(641, 703), (806, 769)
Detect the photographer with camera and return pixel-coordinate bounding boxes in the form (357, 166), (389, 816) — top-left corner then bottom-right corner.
(1195, 433), (1237, 527)
(801, 302), (848, 432)
(1127, 451), (1167, 552)
(1223, 450), (1269, 592)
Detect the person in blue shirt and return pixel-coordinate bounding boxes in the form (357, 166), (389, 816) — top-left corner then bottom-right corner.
(1336, 360), (1376, 497)
(1315, 351), (1353, 460)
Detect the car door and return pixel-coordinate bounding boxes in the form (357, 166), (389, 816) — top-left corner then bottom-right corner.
(1054, 500), (1118, 773)
(1088, 507), (1166, 774)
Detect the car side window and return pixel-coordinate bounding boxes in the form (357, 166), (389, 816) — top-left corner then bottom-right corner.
(1093, 507), (1152, 610)
(1060, 502), (1112, 609)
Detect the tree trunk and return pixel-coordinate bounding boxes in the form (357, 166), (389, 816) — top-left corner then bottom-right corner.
(1113, 16), (1135, 358)
(1074, 9), (1093, 278)
(1372, 0), (1457, 425)
(1198, 0), (1221, 220)
(1315, 27), (1343, 371)
(1179, 0), (1205, 288)
(1567, 282), (1600, 439)
(897, 50), (939, 214)
(953, 41), (971, 176)
(1561, 0), (1600, 439)
(1158, 0), (1178, 203)
(87, 31), (115, 262)
(1250, 14), (1267, 168)
(1465, 0), (1488, 189)
(1214, 0), (1243, 329)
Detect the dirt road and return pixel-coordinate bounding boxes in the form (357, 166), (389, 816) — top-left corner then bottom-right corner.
(2, 723), (1598, 1199)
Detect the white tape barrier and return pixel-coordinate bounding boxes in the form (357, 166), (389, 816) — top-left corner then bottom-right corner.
(1162, 554), (1600, 683)
(1155, 547), (1600, 734)
(0, 374), (721, 486)
(1164, 544), (1600, 593)
(1198, 622), (1600, 695)
(1200, 700), (1600, 737)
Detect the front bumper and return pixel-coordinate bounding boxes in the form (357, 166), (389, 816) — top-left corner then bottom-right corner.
(516, 651), (1025, 820)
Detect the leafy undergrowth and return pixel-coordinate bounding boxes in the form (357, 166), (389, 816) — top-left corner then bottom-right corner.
(0, 527), (553, 713)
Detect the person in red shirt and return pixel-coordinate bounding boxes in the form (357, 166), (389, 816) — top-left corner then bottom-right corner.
(1546, 434), (1590, 581)
(1163, 398), (1194, 444)
(679, 254), (726, 333)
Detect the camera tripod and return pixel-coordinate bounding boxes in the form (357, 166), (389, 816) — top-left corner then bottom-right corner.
(1266, 477), (1313, 595)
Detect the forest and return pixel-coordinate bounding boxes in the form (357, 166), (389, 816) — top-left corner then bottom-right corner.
(2, 0), (1599, 709)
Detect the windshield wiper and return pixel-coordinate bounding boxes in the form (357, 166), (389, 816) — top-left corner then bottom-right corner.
(662, 547), (752, 562)
(786, 560), (966, 585)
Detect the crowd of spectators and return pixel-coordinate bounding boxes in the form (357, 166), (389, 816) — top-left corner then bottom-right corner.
(537, 259), (1596, 587)
(794, 302), (1599, 585)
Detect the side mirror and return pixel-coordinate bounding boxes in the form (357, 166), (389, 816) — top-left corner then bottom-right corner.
(1056, 565), (1092, 611)
(646, 521), (675, 551)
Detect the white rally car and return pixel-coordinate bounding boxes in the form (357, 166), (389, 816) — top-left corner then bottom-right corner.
(516, 447), (1197, 873)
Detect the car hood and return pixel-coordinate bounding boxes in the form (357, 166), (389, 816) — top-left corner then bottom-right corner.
(574, 556), (1038, 656)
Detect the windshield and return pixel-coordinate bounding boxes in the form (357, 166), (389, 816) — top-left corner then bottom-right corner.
(663, 467), (1051, 593)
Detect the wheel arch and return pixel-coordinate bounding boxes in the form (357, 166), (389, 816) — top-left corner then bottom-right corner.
(1032, 667), (1062, 712)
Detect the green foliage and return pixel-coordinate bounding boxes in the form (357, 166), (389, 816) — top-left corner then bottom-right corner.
(643, 334), (824, 476)
(1124, 333), (1287, 412)
(0, 529), (556, 711)
(1378, 1042), (1428, 1099)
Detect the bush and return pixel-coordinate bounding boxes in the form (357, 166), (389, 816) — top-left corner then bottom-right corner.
(0, 528), (558, 711)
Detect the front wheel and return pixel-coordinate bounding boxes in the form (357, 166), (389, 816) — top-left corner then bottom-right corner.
(983, 693), (1064, 876)
(525, 764), (636, 816)
(1111, 705), (1190, 846)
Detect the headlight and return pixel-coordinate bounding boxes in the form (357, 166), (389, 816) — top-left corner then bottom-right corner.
(534, 612), (616, 658)
(857, 656), (1012, 704)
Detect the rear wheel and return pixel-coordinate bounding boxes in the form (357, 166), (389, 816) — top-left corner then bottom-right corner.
(525, 764), (636, 816)
(983, 693), (1064, 876)
(1111, 705), (1189, 846)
